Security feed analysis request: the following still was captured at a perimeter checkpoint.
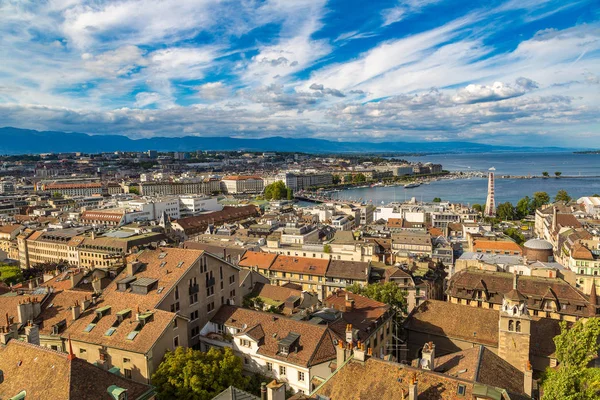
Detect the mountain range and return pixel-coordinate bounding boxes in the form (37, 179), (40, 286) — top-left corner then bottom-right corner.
(0, 127), (570, 155)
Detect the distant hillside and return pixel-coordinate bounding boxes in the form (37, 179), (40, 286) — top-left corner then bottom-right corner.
(0, 127), (568, 155)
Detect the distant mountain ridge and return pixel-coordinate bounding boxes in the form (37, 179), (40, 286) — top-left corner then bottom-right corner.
(0, 127), (569, 155)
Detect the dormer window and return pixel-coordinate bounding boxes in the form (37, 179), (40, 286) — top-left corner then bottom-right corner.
(278, 332), (300, 356)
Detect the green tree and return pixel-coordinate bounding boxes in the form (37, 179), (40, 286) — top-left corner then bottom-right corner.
(352, 173), (366, 183)
(555, 190), (571, 203)
(516, 196), (531, 219)
(554, 171), (562, 177)
(541, 318), (600, 400)
(286, 187), (293, 200)
(323, 244), (332, 254)
(542, 171), (549, 178)
(496, 202), (516, 221)
(264, 181), (287, 200)
(432, 197), (442, 202)
(332, 174), (341, 184)
(129, 186), (140, 195)
(472, 204), (483, 213)
(347, 282), (407, 312)
(503, 227), (525, 245)
(0, 265), (24, 285)
(531, 191), (550, 212)
(343, 174), (353, 183)
(593, 194), (600, 197)
(152, 347), (248, 400)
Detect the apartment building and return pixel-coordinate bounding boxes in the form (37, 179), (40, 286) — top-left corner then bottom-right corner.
(42, 182), (106, 197)
(62, 248), (241, 382)
(323, 291), (394, 359)
(200, 306), (337, 395)
(138, 179), (221, 196)
(238, 251), (371, 300)
(0, 340), (156, 399)
(179, 195), (222, 217)
(446, 270), (596, 322)
(18, 227), (90, 269)
(80, 209), (126, 227)
(285, 172), (333, 191)
(221, 175), (264, 194)
(391, 232), (433, 257)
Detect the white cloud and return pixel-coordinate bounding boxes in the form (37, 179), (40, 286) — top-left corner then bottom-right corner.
(197, 82), (230, 100)
(82, 45), (146, 77)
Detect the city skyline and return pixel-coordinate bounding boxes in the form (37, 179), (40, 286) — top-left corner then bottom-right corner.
(1, 0), (599, 146)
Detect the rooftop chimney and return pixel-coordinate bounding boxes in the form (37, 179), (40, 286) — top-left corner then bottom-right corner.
(344, 293), (355, 312)
(524, 361), (533, 397)
(126, 261), (142, 276)
(408, 373), (418, 400)
(260, 382), (267, 400)
(345, 324), (354, 344)
(24, 321), (40, 346)
(72, 301), (81, 321)
(82, 297), (91, 312)
(421, 342), (435, 371)
(17, 298), (41, 324)
(336, 341), (346, 370)
(354, 341), (366, 362)
(92, 276), (102, 294)
(552, 207), (558, 232)
(267, 380), (286, 400)
(70, 269), (84, 289)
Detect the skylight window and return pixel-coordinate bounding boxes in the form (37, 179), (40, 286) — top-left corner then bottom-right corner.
(126, 331), (139, 340)
(84, 323), (96, 333)
(105, 327), (117, 336)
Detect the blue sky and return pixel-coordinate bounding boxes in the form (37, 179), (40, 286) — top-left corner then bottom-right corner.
(0, 0), (599, 146)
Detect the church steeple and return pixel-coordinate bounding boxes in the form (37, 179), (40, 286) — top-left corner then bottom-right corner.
(498, 273), (531, 371)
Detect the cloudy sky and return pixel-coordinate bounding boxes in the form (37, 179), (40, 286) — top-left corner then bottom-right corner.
(0, 0), (599, 146)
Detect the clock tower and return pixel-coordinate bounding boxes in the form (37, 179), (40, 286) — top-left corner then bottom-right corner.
(498, 274), (531, 371)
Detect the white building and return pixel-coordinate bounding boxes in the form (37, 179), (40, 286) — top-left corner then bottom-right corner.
(200, 306), (337, 395)
(179, 195), (223, 217)
(578, 196), (600, 217)
(221, 176), (264, 194)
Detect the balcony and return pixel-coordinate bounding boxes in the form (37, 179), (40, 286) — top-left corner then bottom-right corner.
(189, 284), (199, 295)
(206, 277), (216, 287)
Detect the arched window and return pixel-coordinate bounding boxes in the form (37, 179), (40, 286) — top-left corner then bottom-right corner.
(508, 320), (514, 331)
(516, 321), (521, 332)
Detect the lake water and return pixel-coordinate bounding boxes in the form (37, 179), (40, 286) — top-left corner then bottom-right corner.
(332, 152), (600, 205)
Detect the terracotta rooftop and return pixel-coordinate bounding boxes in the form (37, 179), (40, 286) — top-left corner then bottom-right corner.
(174, 205), (259, 234)
(406, 300), (564, 361)
(269, 254), (330, 276)
(0, 224), (22, 235)
(250, 282), (303, 304)
(325, 291), (390, 341)
(210, 306), (337, 367)
(427, 345), (526, 396)
(0, 340), (154, 399)
(325, 260), (370, 281)
(238, 250), (278, 269)
(314, 357), (477, 400)
(392, 232), (432, 246)
(37, 289), (91, 335)
(222, 175), (262, 181)
(447, 269), (592, 316)
(472, 239), (522, 253)
(405, 300), (499, 346)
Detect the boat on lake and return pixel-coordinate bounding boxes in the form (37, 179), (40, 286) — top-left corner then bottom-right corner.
(404, 183), (420, 189)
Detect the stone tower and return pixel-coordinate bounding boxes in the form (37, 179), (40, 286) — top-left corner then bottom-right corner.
(498, 274), (531, 371)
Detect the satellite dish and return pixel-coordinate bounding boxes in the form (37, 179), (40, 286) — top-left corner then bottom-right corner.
(420, 358), (430, 369)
